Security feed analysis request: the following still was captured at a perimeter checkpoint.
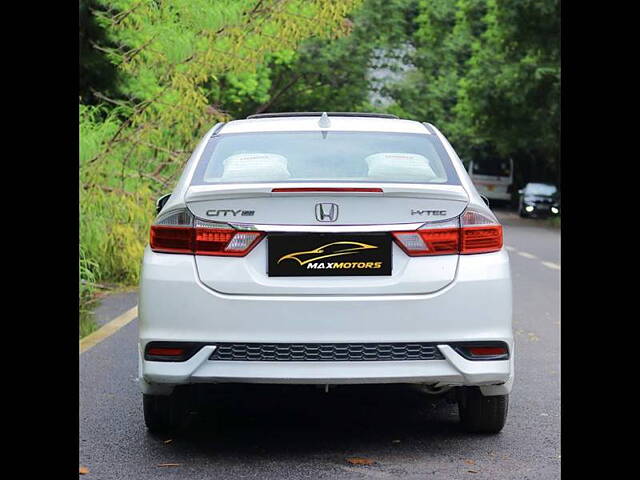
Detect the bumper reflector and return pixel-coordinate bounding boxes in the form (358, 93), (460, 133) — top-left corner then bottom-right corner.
(468, 346), (508, 356)
(144, 342), (205, 362)
(147, 347), (185, 357)
(452, 342), (510, 360)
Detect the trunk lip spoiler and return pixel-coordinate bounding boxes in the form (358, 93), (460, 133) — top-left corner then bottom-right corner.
(185, 183), (470, 203)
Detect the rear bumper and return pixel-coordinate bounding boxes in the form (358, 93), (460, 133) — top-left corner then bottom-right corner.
(139, 344), (513, 396)
(138, 247), (513, 396)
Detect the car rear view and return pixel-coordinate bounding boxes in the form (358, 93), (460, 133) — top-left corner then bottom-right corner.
(138, 113), (513, 434)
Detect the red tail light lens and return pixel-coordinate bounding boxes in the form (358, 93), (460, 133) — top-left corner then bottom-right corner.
(392, 208), (502, 256)
(150, 210), (264, 256)
(460, 226), (503, 253)
(459, 209), (502, 254)
(392, 219), (460, 256)
(150, 226), (193, 253)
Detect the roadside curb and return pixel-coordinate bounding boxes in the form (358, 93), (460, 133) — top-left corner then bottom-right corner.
(80, 305), (138, 354)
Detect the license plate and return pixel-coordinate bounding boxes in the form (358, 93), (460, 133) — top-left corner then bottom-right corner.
(268, 233), (392, 277)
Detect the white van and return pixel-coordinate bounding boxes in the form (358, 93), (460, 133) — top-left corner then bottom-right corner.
(467, 158), (514, 203)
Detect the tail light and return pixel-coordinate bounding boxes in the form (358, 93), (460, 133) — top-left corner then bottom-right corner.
(460, 209), (503, 254)
(150, 209), (264, 256)
(392, 207), (502, 256)
(392, 218), (460, 256)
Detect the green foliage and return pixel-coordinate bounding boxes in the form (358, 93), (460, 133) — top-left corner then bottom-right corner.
(80, 104), (154, 336)
(217, 0), (417, 118)
(84, 0), (362, 191)
(456, 0), (560, 162)
(80, 0), (120, 104)
(385, 0), (491, 146)
(79, 1), (362, 324)
(80, 245), (100, 338)
(80, 186), (153, 285)
(547, 215), (561, 229)
(386, 0), (559, 184)
(79, 0), (560, 334)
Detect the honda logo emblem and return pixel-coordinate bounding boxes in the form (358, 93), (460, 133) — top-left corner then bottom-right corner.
(315, 203), (339, 222)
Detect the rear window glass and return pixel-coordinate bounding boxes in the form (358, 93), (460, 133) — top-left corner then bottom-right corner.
(191, 131), (460, 185)
(525, 184), (558, 196)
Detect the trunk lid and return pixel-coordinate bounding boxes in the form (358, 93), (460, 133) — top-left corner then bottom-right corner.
(185, 183), (468, 226)
(187, 183), (468, 295)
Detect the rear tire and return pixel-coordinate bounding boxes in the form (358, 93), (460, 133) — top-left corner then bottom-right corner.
(457, 387), (508, 433)
(143, 390), (187, 434)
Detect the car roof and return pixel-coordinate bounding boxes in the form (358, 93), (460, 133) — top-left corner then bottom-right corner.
(218, 113), (432, 135)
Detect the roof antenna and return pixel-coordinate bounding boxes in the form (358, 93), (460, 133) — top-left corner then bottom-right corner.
(318, 111), (331, 128)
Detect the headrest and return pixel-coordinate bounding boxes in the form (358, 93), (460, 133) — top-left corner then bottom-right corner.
(218, 153), (291, 181)
(365, 153), (438, 182)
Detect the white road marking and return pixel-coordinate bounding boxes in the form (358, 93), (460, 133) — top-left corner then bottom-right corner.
(507, 245), (559, 270)
(542, 261), (561, 270)
(80, 305), (138, 354)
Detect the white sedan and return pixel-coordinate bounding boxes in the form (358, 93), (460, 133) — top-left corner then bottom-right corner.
(138, 112), (513, 434)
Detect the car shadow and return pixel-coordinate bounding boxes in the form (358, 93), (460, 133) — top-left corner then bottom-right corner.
(151, 384), (474, 458)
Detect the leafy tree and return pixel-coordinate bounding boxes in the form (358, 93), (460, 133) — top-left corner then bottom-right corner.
(79, 0), (120, 104)
(384, 0), (560, 184)
(80, 0), (361, 309)
(456, 0), (560, 182)
(214, 0), (418, 118)
(384, 0), (491, 152)
(84, 0), (361, 189)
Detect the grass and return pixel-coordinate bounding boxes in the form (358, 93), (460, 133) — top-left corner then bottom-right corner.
(546, 216), (561, 228)
(80, 105), (156, 339)
(79, 304), (99, 339)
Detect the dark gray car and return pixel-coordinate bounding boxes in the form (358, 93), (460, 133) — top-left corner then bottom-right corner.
(518, 183), (560, 218)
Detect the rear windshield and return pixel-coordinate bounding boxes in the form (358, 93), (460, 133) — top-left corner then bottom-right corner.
(191, 131), (460, 185)
(525, 184), (558, 196)
(471, 158), (512, 177)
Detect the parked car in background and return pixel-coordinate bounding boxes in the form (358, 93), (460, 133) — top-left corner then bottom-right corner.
(517, 183), (560, 218)
(467, 158), (514, 205)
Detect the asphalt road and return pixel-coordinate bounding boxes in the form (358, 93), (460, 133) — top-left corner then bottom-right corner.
(79, 209), (560, 479)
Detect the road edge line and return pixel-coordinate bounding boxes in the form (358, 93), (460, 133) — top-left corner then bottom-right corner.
(542, 261), (561, 270)
(80, 305), (138, 355)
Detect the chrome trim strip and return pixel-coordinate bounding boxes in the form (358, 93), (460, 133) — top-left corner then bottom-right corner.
(229, 222), (428, 232)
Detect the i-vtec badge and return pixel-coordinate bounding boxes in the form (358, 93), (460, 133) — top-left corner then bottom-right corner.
(206, 209), (255, 217)
(411, 209), (447, 216)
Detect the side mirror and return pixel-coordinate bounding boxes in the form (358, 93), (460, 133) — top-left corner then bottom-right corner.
(156, 193), (171, 214)
(480, 194), (490, 207)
